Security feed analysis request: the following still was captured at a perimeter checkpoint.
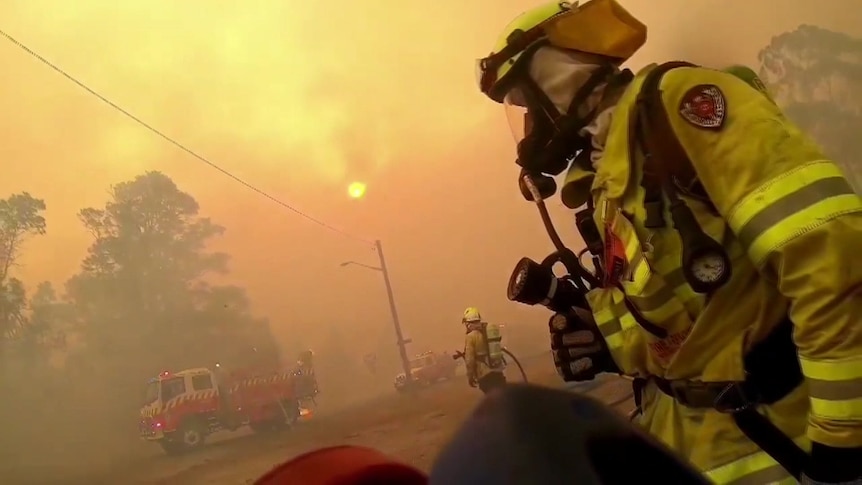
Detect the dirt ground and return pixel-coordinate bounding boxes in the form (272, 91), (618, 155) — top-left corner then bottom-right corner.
(88, 354), (634, 484)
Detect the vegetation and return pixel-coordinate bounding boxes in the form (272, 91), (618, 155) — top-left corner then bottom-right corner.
(0, 172), (278, 473)
(758, 24), (862, 189)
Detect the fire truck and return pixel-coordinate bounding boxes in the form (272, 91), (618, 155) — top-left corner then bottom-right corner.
(138, 364), (314, 454)
(394, 351), (458, 391)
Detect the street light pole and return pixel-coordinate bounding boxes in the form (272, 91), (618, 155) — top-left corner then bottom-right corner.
(374, 239), (413, 384)
(340, 241), (413, 386)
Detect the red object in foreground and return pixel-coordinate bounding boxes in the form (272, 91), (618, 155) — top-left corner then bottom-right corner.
(254, 445), (428, 485)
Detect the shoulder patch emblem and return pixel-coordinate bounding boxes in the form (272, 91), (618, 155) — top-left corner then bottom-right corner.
(678, 84), (726, 129)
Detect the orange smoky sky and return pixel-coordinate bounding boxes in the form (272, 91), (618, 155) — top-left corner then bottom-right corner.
(1, 0), (859, 356)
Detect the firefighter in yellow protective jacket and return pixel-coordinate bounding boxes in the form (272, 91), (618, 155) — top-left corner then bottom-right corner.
(475, 1), (862, 483)
(462, 307), (507, 394)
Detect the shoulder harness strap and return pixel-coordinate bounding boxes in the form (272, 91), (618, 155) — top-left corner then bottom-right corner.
(632, 61), (713, 229)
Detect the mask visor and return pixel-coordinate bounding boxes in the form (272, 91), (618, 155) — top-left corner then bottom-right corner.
(504, 88), (532, 146)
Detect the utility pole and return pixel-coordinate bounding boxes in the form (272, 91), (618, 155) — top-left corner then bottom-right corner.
(374, 239), (412, 385)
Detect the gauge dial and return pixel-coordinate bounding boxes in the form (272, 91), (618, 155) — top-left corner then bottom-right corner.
(690, 253), (727, 284)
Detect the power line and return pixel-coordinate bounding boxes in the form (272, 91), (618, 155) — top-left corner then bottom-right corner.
(0, 28), (372, 245)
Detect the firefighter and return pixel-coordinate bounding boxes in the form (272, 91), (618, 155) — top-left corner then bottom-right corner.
(462, 307), (507, 394)
(297, 349), (314, 369)
(475, 1), (862, 483)
(295, 349), (318, 398)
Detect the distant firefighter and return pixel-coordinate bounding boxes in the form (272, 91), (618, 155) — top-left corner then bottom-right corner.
(461, 307), (506, 394)
(294, 349), (318, 399)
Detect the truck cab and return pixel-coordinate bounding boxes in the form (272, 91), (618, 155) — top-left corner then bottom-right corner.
(139, 368), (221, 445)
(142, 368), (217, 405)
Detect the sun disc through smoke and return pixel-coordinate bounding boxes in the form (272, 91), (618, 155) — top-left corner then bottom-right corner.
(348, 181), (367, 199)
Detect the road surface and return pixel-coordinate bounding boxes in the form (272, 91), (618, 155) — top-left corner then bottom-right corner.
(93, 354), (634, 484)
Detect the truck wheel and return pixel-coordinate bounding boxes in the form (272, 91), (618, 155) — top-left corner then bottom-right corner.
(250, 420), (278, 434)
(158, 439), (184, 455)
(180, 421), (206, 450)
(280, 399), (300, 427)
(160, 421), (206, 454)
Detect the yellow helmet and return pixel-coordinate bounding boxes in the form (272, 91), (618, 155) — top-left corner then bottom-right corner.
(462, 307), (482, 324)
(476, 1), (572, 104)
(476, 0), (648, 103)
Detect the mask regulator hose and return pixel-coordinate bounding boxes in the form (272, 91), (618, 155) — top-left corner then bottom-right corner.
(516, 173), (668, 338)
(520, 172), (600, 292)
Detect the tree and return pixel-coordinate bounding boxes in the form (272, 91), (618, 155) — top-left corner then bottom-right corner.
(758, 25), (862, 189)
(1, 281), (69, 414)
(189, 283), (280, 367)
(0, 278), (27, 340)
(0, 172), (280, 470)
(0, 192), (46, 342)
(0, 194), (57, 473)
(68, 171), (277, 383)
(23, 282), (70, 351)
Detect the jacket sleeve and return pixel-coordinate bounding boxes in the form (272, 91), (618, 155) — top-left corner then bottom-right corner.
(660, 67), (862, 449)
(464, 332), (478, 379)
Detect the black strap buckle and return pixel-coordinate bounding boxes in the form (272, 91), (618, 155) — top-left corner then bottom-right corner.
(713, 382), (759, 413)
(666, 380), (759, 413)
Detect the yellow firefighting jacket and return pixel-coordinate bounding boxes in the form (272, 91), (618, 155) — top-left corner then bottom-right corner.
(561, 64), (862, 483)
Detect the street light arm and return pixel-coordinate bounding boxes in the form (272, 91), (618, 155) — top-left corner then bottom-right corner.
(339, 260), (383, 272)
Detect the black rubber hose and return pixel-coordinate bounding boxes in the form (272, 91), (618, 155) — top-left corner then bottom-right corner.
(503, 348), (528, 383)
(452, 348), (528, 383)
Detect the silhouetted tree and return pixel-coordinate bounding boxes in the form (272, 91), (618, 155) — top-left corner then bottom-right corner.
(758, 24), (862, 189)
(0, 192), (46, 342)
(16, 281), (70, 354)
(0, 194), (65, 472)
(67, 171), (277, 387)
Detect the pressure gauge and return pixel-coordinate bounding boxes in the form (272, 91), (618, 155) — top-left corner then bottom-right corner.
(685, 249), (731, 294)
(691, 252), (728, 285)
(669, 200), (732, 294)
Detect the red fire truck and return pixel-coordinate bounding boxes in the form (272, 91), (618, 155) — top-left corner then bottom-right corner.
(138, 365), (313, 454)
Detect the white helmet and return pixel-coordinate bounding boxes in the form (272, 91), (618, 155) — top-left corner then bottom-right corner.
(462, 307), (482, 324)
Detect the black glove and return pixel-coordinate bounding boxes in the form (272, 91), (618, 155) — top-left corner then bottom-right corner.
(801, 443), (862, 484)
(549, 309), (619, 382)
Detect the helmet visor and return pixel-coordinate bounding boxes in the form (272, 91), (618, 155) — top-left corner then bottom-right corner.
(504, 87), (533, 146)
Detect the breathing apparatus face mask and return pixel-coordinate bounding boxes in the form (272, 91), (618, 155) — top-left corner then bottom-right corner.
(506, 47), (619, 202)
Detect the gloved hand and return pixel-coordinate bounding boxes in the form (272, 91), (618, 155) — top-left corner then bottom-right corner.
(549, 308), (620, 382)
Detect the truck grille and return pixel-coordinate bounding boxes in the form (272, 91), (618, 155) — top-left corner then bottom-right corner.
(139, 418), (156, 437)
